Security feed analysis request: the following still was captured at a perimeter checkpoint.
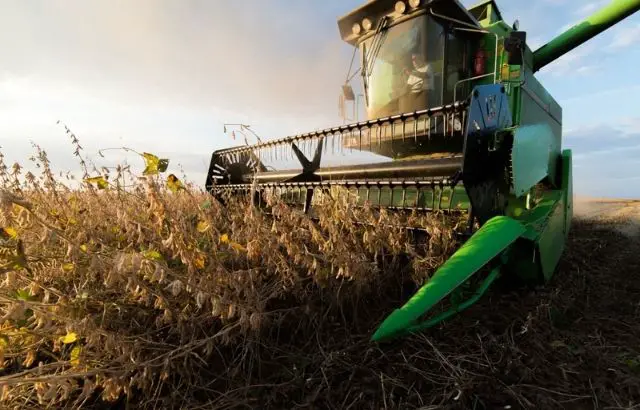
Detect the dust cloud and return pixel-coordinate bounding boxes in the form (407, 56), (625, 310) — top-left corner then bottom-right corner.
(1, 1), (357, 130)
(1, 1), (366, 184)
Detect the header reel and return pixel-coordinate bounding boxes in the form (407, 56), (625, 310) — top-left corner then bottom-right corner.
(207, 99), (471, 216)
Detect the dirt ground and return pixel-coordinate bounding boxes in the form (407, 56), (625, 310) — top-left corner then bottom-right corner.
(244, 197), (640, 410)
(574, 197), (640, 239)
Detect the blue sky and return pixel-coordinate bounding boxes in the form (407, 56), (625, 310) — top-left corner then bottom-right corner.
(1, 0), (639, 198)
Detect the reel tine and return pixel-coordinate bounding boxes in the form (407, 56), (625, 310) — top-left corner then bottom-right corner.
(402, 120), (406, 143)
(402, 183), (407, 208)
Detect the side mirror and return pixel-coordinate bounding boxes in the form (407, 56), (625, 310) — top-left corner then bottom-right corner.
(339, 93), (346, 120)
(338, 83), (358, 122)
(504, 31), (527, 65)
(342, 84), (355, 101)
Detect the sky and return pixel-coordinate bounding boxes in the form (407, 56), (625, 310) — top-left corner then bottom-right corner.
(1, 0), (639, 198)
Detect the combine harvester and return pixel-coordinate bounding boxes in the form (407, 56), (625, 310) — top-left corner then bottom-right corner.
(206, 0), (640, 342)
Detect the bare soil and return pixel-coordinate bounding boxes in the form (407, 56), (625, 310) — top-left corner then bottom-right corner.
(574, 197), (640, 238)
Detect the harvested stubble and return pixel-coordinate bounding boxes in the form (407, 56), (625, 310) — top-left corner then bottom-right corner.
(1, 153), (639, 409)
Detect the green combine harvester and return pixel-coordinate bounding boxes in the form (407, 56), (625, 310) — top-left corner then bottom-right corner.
(206, 0), (640, 342)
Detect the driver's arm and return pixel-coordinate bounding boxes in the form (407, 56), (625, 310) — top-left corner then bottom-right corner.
(411, 64), (432, 79)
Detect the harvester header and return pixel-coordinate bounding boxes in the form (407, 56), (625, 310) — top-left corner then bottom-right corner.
(206, 0), (640, 342)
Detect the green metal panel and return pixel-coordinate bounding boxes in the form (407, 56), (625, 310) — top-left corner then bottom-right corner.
(371, 215), (525, 341)
(517, 68), (562, 185)
(537, 193), (567, 280)
(562, 149), (573, 237)
(515, 190), (563, 241)
(533, 0), (640, 71)
(519, 68), (563, 125)
(273, 184), (471, 212)
(509, 186), (566, 281)
(510, 123), (554, 197)
(503, 238), (540, 283)
(403, 265), (502, 333)
(467, 0), (504, 24)
(347, 184), (471, 210)
(504, 195), (528, 219)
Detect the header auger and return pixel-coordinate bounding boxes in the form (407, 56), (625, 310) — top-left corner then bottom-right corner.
(206, 0), (640, 342)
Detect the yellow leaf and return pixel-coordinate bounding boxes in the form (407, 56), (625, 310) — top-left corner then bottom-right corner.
(62, 263), (74, 272)
(1, 227), (17, 239)
(219, 233), (244, 252)
(70, 346), (81, 366)
(142, 250), (163, 261)
(142, 152), (169, 175)
(167, 174), (184, 192)
(230, 242), (247, 252)
(80, 244), (88, 253)
(84, 176), (109, 190)
(196, 220), (210, 233)
(60, 331), (78, 344)
(194, 255), (206, 269)
(142, 153), (159, 175)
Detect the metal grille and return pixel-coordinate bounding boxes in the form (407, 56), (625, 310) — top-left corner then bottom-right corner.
(212, 178), (470, 213)
(211, 101), (469, 170)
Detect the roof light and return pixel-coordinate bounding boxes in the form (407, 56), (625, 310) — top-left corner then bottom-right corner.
(352, 22), (362, 35)
(408, 0), (420, 8)
(362, 18), (373, 31)
(395, 1), (407, 14)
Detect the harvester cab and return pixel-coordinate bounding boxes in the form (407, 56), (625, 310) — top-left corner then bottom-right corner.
(206, 0), (640, 342)
(338, 0), (483, 124)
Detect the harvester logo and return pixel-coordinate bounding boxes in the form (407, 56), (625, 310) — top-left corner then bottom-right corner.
(485, 95), (498, 122)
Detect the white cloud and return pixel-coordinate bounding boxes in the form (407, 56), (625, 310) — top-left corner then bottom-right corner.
(537, 41), (597, 76)
(574, 64), (597, 75)
(618, 117), (640, 135)
(560, 84), (640, 106)
(573, 144), (640, 160)
(610, 24), (640, 49)
(0, 0), (363, 187)
(528, 36), (545, 51)
(574, 0), (609, 17)
(0, 1), (353, 135)
(565, 116), (640, 138)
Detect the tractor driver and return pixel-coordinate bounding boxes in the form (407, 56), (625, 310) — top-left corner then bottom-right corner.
(397, 51), (434, 113)
(405, 52), (434, 93)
